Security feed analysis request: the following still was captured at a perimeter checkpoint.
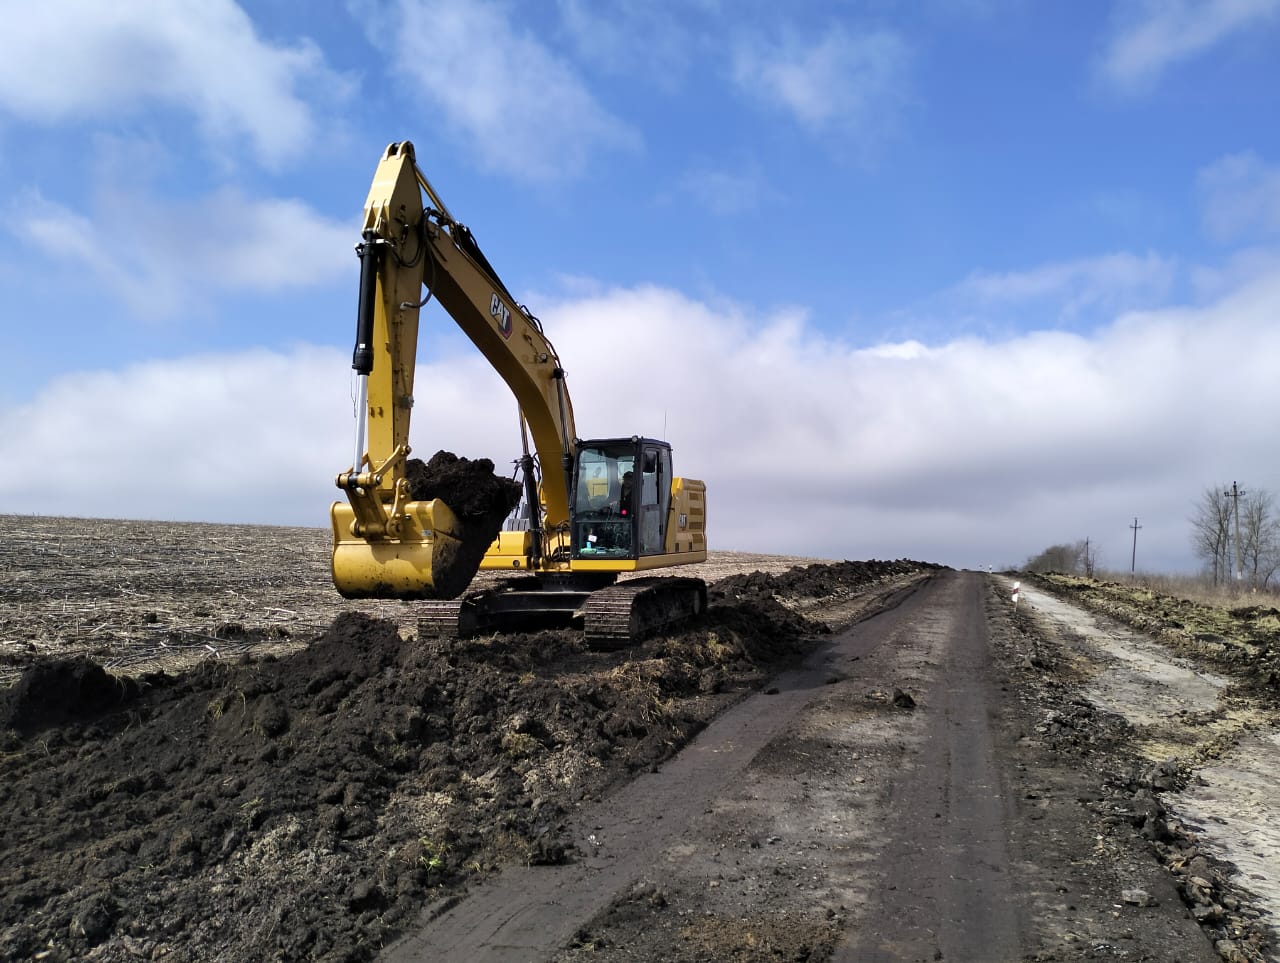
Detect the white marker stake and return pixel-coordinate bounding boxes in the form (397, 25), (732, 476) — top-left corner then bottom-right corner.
(1011, 581), (1021, 608)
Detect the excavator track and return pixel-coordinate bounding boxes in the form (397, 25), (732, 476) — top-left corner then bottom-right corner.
(417, 577), (707, 645)
(417, 596), (484, 639)
(583, 577), (707, 649)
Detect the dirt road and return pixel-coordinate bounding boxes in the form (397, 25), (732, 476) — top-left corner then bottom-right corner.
(834, 572), (1024, 961)
(387, 570), (1223, 962)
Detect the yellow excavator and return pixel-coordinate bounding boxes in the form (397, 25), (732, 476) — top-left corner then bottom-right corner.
(330, 141), (707, 644)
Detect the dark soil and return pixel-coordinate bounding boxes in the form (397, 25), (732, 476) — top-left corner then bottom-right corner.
(0, 657), (147, 734)
(404, 451), (520, 521)
(0, 559), (933, 962)
(402, 451), (522, 599)
(709, 558), (939, 601)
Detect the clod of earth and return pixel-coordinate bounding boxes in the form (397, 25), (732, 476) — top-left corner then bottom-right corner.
(404, 450), (522, 598)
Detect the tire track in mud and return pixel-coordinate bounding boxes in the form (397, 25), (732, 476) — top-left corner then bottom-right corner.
(382, 578), (940, 961)
(833, 571), (1023, 960)
(549, 571), (1224, 963)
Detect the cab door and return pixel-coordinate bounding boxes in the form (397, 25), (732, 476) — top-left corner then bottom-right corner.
(638, 445), (671, 555)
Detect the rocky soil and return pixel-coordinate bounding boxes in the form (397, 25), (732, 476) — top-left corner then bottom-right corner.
(526, 571), (1249, 963)
(1024, 574), (1280, 962)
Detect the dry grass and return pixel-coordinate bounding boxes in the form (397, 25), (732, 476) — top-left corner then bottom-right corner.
(1033, 570), (1280, 672)
(1096, 569), (1280, 612)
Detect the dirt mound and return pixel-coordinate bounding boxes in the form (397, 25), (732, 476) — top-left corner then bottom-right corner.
(713, 558), (942, 601)
(404, 450), (522, 599)
(0, 656), (146, 733)
(0, 558), (937, 961)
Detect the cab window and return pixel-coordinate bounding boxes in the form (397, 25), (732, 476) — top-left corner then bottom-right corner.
(572, 444), (637, 558)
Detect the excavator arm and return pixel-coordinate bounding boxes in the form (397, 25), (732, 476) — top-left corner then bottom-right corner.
(332, 141), (577, 596)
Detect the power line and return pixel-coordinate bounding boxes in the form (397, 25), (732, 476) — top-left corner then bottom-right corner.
(1129, 517), (1142, 578)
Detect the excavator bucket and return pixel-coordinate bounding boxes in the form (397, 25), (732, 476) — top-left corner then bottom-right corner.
(330, 497), (477, 600)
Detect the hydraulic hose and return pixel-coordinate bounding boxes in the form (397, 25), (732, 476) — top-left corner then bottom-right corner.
(350, 232), (382, 473)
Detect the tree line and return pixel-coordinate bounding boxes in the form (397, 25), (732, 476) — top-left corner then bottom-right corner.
(1024, 540), (1097, 576)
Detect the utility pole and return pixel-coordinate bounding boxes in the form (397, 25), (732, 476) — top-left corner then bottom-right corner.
(1225, 481), (1246, 583)
(1129, 518), (1142, 578)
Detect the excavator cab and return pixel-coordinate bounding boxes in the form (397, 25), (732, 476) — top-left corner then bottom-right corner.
(571, 438), (673, 560)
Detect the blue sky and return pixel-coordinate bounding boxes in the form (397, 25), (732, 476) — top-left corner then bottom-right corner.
(3, 0), (1280, 574)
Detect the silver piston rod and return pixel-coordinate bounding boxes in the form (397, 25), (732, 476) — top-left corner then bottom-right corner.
(348, 232), (382, 476)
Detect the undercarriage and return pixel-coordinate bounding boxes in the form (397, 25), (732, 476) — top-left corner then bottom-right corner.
(417, 575), (707, 648)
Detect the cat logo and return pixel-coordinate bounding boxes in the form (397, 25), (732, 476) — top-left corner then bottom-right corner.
(490, 293), (513, 339)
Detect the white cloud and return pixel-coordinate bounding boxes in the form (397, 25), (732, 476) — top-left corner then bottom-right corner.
(1190, 245), (1280, 299)
(1098, 0), (1280, 92)
(0, 347), (354, 525)
(9, 186), (353, 319)
(0, 340), (525, 526)
(956, 251), (1177, 322)
(730, 26), (910, 142)
(678, 164), (776, 216)
(555, 0), (700, 85)
(361, 0), (639, 181)
(1199, 151), (1280, 241)
(8, 272), (1280, 574)
(0, 0), (349, 167)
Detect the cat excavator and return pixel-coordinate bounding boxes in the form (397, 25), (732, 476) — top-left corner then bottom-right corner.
(330, 141), (707, 645)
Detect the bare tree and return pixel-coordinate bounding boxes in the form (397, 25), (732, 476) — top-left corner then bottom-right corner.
(1239, 489), (1280, 589)
(1190, 486), (1233, 584)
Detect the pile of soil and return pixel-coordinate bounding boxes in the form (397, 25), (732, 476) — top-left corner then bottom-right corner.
(404, 451), (522, 599)
(0, 559), (935, 962)
(713, 558), (942, 602)
(0, 657), (146, 734)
